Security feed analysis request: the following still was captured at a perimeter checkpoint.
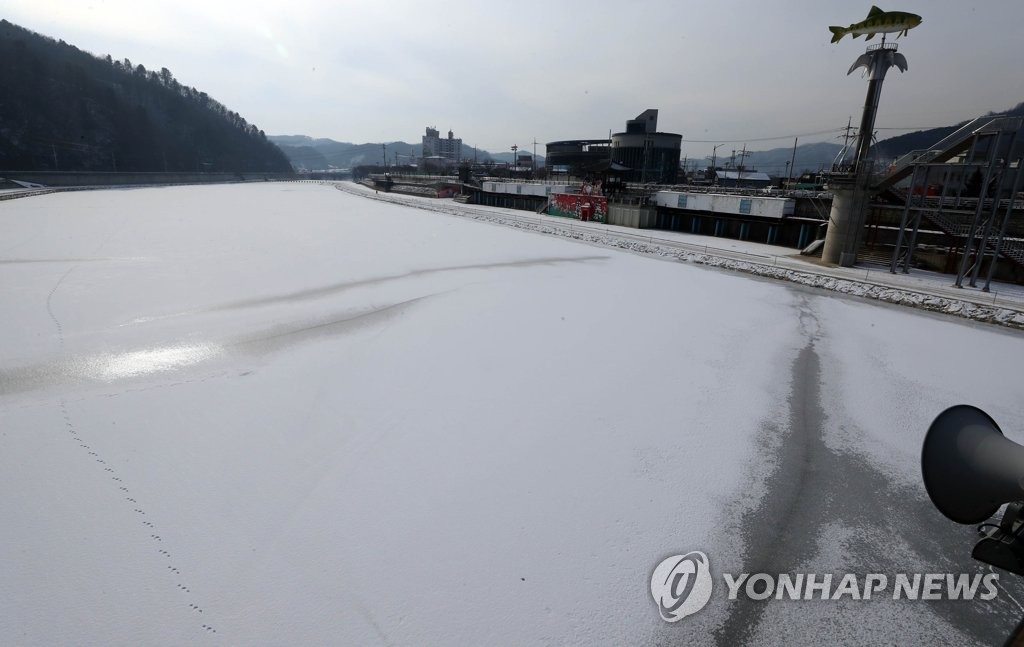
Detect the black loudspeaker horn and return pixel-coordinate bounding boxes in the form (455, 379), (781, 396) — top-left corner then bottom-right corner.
(922, 405), (1024, 525)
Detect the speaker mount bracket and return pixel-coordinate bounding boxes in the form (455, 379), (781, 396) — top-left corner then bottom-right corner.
(973, 503), (1024, 576)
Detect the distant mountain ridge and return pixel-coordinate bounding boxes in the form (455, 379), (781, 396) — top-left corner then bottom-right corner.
(0, 20), (291, 173)
(731, 141), (846, 176)
(270, 136), (418, 170)
(270, 135), (544, 170)
(276, 99), (1023, 174)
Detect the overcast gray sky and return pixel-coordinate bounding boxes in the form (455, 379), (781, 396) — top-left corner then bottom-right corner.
(6, 1), (1022, 158)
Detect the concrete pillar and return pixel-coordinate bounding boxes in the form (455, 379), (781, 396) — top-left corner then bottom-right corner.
(822, 184), (867, 266)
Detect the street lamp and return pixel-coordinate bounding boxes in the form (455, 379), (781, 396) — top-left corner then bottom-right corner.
(710, 144), (724, 184)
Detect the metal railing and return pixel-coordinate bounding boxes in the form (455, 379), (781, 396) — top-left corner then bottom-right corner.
(885, 114), (1013, 182)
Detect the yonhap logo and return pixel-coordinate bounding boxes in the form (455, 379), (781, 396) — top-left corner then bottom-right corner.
(650, 550), (1001, 623)
(650, 551), (714, 622)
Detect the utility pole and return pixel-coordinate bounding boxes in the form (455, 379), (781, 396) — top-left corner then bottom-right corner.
(382, 143), (387, 170)
(841, 116), (854, 151)
(532, 138), (538, 176)
(711, 144), (723, 184)
(511, 144), (518, 175)
(737, 144), (749, 171)
(788, 137), (798, 185)
(642, 135), (653, 183)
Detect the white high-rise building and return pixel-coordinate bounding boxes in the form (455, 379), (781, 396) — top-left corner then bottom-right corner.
(422, 127), (462, 164)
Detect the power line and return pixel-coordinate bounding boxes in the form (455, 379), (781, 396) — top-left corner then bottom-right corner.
(682, 128), (843, 144)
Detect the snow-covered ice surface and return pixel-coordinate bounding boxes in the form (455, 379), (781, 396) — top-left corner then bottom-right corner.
(342, 181), (1024, 328)
(2, 182), (1024, 645)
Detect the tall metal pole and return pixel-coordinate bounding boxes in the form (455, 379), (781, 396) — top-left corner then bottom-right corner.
(850, 42), (907, 173)
(907, 164), (955, 275)
(983, 150), (1024, 291)
(890, 164), (921, 274)
(970, 127), (1019, 287)
(954, 134), (980, 209)
(841, 117), (853, 164)
(823, 41), (907, 266)
(901, 164), (933, 273)
(854, 99), (877, 171)
(955, 132), (1003, 287)
(788, 137), (798, 185)
(854, 64), (882, 171)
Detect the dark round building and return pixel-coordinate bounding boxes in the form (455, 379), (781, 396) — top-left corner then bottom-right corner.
(610, 109), (681, 184)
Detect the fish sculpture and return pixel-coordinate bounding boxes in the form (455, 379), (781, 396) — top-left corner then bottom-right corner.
(829, 6), (922, 43)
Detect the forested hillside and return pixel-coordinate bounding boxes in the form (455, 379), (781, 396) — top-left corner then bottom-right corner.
(872, 101), (1024, 160)
(0, 20), (292, 173)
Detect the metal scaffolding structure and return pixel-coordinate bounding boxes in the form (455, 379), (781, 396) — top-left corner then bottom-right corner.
(888, 116), (1024, 290)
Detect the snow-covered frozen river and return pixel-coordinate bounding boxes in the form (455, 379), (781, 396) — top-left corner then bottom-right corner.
(2, 182), (1024, 645)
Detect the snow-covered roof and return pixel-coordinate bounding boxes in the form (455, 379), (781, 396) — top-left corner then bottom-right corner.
(715, 170), (772, 182)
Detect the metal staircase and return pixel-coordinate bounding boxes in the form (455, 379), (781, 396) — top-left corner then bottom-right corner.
(881, 116), (1024, 286)
(876, 114), (1012, 191)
